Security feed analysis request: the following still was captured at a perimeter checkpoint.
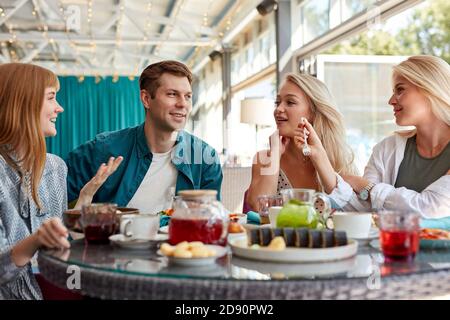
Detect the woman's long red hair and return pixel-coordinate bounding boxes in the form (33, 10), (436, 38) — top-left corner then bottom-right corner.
(0, 63), (59, 208)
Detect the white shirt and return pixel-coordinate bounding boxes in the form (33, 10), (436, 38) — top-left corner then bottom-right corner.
(328, 132), (450, 218)
(127, 149), (177, 214)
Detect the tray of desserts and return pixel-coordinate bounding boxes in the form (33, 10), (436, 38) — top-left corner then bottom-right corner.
(229, 227), (358, 263)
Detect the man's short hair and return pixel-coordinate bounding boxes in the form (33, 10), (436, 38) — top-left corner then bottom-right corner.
(139, 60), (193, 98)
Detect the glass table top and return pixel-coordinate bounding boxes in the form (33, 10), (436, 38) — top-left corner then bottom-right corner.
(40, 238), (450, 281)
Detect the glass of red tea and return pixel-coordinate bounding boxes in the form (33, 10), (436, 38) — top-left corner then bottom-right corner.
(80, 203), (118, 244)
(257, 194), (283, 225)
(378, 211), (420, 262)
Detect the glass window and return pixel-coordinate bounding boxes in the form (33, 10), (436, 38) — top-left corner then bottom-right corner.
(246, 47), (254, 64)
(307, 1), (433, 171)
(253, 40), (261, 71)
(246, 47), (254, 74)
(260, 36), (269, 67)
(342, 0), (377, 21)
(231, 58), (237, 85)
(301, 0), (330, 44)
(239, 52), (246, 80)
(269, 27), (276, 63)
(319, 57), (408, 172)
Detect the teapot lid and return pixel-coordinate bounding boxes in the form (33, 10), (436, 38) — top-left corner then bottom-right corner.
(178, 189), (217, 198)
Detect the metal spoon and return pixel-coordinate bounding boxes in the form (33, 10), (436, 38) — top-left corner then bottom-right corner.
(302, 129), (312, 157)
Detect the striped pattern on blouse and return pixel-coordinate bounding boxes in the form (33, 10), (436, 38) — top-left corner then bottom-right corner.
(0, 153), (67, 300)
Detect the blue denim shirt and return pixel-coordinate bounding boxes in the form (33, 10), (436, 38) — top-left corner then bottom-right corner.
(65, 123), (223, 206)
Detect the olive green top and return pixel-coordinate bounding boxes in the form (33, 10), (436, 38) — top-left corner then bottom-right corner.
(395, 135), (450, 192)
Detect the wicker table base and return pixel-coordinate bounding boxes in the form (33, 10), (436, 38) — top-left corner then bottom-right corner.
(38, 253), (450, 300)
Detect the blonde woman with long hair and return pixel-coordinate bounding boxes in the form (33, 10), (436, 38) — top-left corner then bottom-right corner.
(0, 63), (121, 299)
(246, 73), (358, 212)
(339, 55), (450, 218)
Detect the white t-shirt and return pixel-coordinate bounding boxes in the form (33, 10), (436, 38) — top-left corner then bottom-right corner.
(127, 149), (177, 214)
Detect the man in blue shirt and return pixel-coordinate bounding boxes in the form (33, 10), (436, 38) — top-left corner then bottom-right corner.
(65, 61), (223, 213)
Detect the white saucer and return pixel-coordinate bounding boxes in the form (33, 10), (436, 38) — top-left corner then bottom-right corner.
(351, 228), (379, 246)
(109, 234), (168, 250)
(159, 226), (169, 234)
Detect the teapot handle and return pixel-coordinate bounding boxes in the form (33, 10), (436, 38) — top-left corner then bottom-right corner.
(313, 192), (332, 218)
(172, 196), (189, 210)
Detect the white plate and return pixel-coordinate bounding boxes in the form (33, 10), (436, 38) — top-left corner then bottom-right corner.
(159, 226), (169, 234)
(227, 232), (247, 242)
(229, 238), (358, 263)
(351, 228), (379, 246)
(158, 245), (228, 267)
(232, 256), (356, 278)
(242, 224), (272, 230)
(109, 234), (168, 250)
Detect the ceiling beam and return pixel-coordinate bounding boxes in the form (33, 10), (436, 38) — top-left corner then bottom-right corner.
(123, 12), (145, 38)
(0, 32), (213, 46)
(34, 0), (61, 21)
(116, 48), (174, 61)
(20, 40), (48, 63)
(4, 20), (66, 31)
(124, 7), (218, 36)
(1, 46), (12, 62)
(101, 52), (114, 67)
(184, 0), (239, 64)
(149, 0), (184, 57)
(0, 0), (30, 27)
(35, 63), (140, 76)
(74, 45), (173, 61)
(96, 11), (120, 35)
(177, 24), (192, 40)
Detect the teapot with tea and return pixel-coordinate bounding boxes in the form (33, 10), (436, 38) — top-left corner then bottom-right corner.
(168, 190), (229, 246)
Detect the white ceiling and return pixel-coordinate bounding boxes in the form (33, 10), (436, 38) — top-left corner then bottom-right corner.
(0, 0), (253, 76)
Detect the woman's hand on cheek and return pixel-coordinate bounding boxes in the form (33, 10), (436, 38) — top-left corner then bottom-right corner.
(268, 130), (290, 159)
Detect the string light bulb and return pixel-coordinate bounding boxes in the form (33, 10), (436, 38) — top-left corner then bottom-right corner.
(57, 0), (83, 70)
(226, 18), (232, 31)
(142, 1), (153, 45)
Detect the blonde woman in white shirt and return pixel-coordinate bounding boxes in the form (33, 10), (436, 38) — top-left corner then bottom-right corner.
(307, 55), (450, 218)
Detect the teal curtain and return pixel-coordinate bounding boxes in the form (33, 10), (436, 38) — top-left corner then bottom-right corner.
(46, 76), (145, 160)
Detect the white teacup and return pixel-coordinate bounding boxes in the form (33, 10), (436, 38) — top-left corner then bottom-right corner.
(332, 212), (372, 239)
(268, 206), (283, 228)
(120, 213), (160, 240)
